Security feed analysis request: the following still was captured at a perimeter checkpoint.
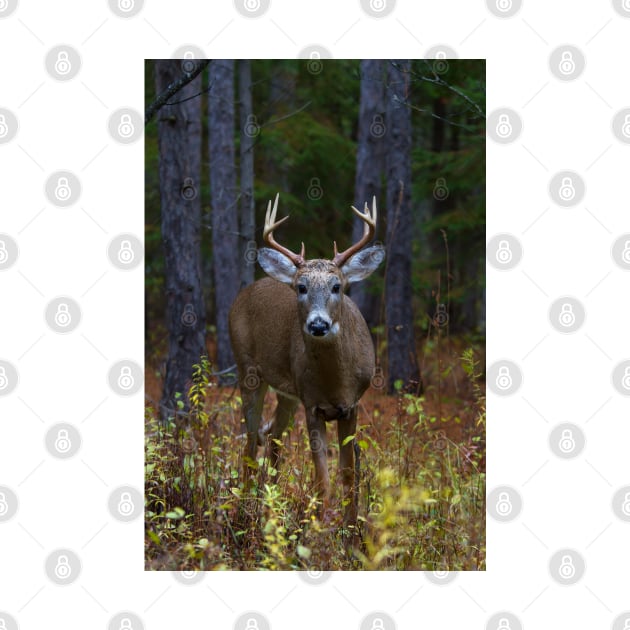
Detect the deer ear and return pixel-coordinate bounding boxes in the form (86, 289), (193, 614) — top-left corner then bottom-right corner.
(257, 247), (298, 284)
(340, 245), (385, 284)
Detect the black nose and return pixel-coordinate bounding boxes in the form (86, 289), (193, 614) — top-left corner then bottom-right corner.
(308, 317), (330, 337)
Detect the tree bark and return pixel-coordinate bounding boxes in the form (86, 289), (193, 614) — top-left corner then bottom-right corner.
(238, 59), (256, 289)
(384, 60), (420, 393)
(155, 60), (206, 420)
(350, 59), (385, 328)
(209, 60), (239, 378)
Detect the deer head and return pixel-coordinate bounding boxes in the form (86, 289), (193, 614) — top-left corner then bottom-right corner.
(257, 193), (384, 339)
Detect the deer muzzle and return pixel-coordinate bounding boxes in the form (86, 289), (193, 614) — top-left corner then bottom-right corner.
(307, 315), (331, 337)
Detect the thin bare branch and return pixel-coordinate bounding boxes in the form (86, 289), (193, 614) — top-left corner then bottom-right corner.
(145, 59), (211, 125)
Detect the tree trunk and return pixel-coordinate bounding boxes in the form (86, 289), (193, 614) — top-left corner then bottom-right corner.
(238, 59), (256, 289)
(209, 60), (239, 379)
(350, 59), (385, 329)
(155, 59), (206, 420)
(384, 60), (420, 393)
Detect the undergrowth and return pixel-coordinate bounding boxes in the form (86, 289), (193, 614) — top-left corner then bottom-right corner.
(145, 348), (486, 571)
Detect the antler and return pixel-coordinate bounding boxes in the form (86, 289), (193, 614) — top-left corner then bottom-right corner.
(332, 196), (377, 267)
(263, 193), (305, 267)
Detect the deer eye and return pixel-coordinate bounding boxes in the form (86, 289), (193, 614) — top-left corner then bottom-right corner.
(332, 283), (341, 294)
(297, 284), (308, 295)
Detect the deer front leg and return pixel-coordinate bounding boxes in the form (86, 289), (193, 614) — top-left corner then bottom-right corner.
(337, 407), (358, 526)
(306, 409), (330, 511)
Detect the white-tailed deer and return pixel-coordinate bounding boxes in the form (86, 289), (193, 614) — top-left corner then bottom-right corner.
(229, 194), (384, 525)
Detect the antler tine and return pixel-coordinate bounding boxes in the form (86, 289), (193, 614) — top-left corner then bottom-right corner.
(263, 193), (305, 266)
(332, 196), (377, 267)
